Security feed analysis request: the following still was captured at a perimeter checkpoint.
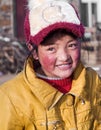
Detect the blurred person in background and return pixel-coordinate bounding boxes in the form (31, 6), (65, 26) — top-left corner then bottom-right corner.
(0, 0), (101, 129)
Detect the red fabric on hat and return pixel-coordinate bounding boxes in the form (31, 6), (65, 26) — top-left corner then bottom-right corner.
(24, 13), (85, 45)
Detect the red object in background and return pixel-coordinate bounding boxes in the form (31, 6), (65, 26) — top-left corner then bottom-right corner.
(13, 0), (27, 41)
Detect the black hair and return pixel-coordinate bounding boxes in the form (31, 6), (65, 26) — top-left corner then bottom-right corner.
(40, 28), (78, 46)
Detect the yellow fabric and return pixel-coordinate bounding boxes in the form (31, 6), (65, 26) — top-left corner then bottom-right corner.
(0, 57), (101, 130)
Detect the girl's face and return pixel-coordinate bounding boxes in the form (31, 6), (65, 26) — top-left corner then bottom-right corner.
(36, 35), (81, 78)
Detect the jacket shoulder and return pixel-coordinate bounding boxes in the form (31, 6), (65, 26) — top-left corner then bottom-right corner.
(0, 72), (25, 90)
(86, 66), (100, 79)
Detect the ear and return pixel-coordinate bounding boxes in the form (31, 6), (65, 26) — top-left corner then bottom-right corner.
(27, 43), (33, 51)
(33, 50), (39, 60)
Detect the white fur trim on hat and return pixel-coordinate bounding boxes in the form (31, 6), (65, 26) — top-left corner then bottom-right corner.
(28, 0), (81, 36)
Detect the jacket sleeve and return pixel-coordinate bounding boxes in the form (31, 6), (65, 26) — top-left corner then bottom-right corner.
(0, 89), (23, 130)
(93, 75), (101, 129)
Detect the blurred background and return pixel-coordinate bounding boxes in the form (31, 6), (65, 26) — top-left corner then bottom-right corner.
(0, 0), (101, 84)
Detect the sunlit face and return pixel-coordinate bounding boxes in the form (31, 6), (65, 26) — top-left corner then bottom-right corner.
(36, 35), (81, 78)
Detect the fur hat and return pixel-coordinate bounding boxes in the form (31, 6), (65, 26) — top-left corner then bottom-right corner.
(24, 0), (85, 45)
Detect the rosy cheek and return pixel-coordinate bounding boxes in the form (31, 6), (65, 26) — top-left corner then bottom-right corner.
(40, 55), (55, 69)
(73, 50), (81, 62)
(70, 49), (80, 62)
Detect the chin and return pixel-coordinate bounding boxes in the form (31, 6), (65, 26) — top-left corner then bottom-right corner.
(57, 73), (72, 79)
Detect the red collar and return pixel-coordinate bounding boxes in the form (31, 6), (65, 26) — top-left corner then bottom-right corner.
(39, 76), (72, 94)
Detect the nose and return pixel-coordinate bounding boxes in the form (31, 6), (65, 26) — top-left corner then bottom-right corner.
(58, 49), (70, 61)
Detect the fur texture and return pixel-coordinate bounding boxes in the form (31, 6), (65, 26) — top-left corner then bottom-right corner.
(28, 0), (50, 10)
(28, 0), (68, 10)
(24, 0), (85, 45)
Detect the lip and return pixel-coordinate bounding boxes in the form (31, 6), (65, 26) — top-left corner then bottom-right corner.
(56, 63), (72, 70)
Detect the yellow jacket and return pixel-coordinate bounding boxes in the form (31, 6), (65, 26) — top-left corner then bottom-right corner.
(0, 57), (101, 130)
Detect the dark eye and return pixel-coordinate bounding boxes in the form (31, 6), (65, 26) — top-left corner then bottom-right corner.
(47, 47), (55, 51)
(68, 42), (79, 50)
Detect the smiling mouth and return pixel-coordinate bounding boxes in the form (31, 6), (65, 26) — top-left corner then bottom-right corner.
(56, 63), (72, 70)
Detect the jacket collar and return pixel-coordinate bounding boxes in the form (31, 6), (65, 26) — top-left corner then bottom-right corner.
(23, 57), (86, 109)
(70, 61), (86, 97)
